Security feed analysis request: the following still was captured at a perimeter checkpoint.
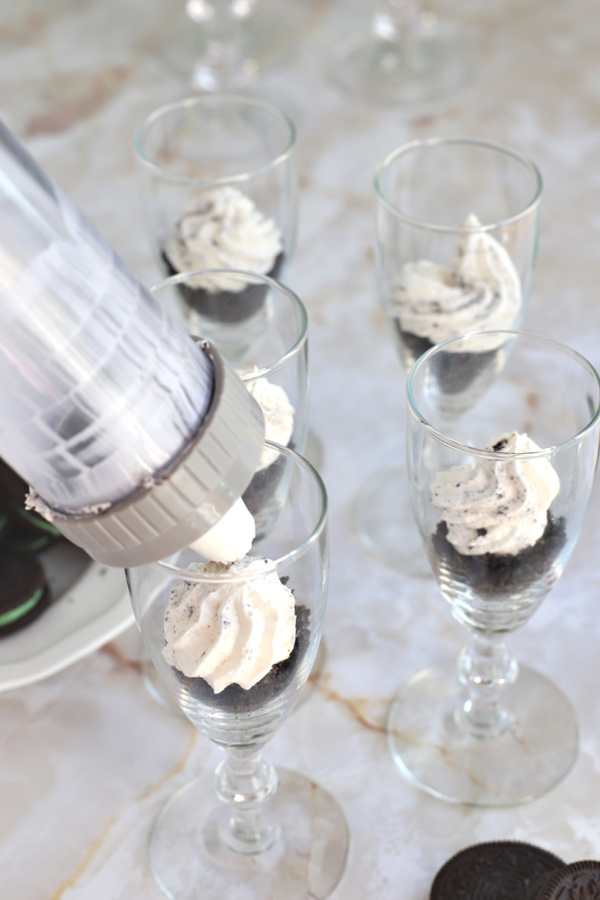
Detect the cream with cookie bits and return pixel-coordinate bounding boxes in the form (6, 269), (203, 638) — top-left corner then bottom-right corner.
(244, 375), (294, 469)
(163, 186), (284, 323)
(163, 557), (296, 693)
(393, 213), (522, 348)
(431, 432), (560, 557)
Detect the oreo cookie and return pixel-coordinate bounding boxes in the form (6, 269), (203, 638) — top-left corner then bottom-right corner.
(430, 841), (564, 900)
(0, 459), (63, 553)
(526, 860), (600, 900)
(0, 553), (51, 636)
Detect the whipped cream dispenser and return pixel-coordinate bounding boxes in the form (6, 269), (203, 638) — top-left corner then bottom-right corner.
(0, 120), (264, 567)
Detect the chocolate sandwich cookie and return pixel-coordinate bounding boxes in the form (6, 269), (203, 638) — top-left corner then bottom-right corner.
(0, 553), (51, 636)
(526, 860), (600, 900)
(0, 459), (63, 553)
(7, 504), (64, 553)
(430, 841), (565, 900)
(0, 508), (9, 540)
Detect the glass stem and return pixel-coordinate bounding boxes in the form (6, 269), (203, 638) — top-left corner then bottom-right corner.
(456, 632), (519, 738)
(214, 746), (279, 854)
(186, 1), (255, 90)
(371, 0), (422, 42)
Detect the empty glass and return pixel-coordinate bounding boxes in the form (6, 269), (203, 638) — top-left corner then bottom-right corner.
(387, 331), (600, 806)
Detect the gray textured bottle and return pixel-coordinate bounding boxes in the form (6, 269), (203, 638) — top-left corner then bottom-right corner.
(0, 121), (263, 566)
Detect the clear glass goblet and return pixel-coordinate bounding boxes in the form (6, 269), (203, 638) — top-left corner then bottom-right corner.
(160, 0), (302, 93)
(387, 330), (600, 806)
(330, 0), (473, 107)
(356, 137), (543, 577)
(127, 442), (349, 899)
(134, 94), (297, 289)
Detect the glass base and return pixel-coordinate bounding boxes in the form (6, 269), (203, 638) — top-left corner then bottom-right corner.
(331, 29), (472, 107)
(150, 767), (349, 899)
(387, 659), (578, 807)
(354, 464), (431, 578)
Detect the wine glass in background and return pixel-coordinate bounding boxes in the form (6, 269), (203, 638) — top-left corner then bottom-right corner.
(330, 0), (473, 107)
(159, 0), (301, 92)
(355, 137), (543, 577)
(127, 442), (349, 900)
(387, 331), (600, 806)
(134, 93), (298, 292)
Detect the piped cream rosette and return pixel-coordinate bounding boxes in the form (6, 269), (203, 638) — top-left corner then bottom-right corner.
(162, 557), (296, 693)
(431, 432), (560, 556)
(392, 214), (522, 353)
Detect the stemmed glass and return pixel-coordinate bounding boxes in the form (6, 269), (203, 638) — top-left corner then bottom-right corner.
(159, 1), (299, 92)
(127, 441), (349, 899)
(356, 137), (543, 577)
(134, 94), (297, 289)
(330, 0), (473, 106)
(387, 331), (600, 806)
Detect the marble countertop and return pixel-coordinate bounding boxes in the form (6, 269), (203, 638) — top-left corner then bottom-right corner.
(2, 0), (600, 897)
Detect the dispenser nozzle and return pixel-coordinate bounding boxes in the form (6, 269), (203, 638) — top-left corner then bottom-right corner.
(0, 120), (264, 567)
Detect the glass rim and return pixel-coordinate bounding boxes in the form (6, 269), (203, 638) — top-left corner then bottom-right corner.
(406, 330), (600, 458)
(374, 136), (543, 233)
(134, 93), (297, 187)
(148, 441), (328, 582)
(149, 269), (309, 378)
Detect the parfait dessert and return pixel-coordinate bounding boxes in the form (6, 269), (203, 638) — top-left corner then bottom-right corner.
(163, 556), (310, 714)
(126, 441), (347, 900)
(429, 431), (566, 628)
(162, 186), (284, 323)
(391, 215), (521, 392)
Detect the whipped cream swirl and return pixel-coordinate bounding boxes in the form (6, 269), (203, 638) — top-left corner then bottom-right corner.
(392, 214), (522, 346)
(431, 432), (560, 556)
(165, 186), (283, 292)
(163, 557), (296, 693)
(243, 375), (294, 470)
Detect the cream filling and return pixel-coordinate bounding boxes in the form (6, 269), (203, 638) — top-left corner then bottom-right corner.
(431, 432), (560, 556)
(165, 186), (283, 292)
(243, 375), (294, 471)
(392, 214), (522, 348)
(162, 557), (296, 692)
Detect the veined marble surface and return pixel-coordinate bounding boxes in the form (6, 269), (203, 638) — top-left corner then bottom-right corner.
(2, 1), (600, 897)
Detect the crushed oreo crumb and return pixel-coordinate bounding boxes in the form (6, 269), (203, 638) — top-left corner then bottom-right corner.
(432, 513), (567, 598)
